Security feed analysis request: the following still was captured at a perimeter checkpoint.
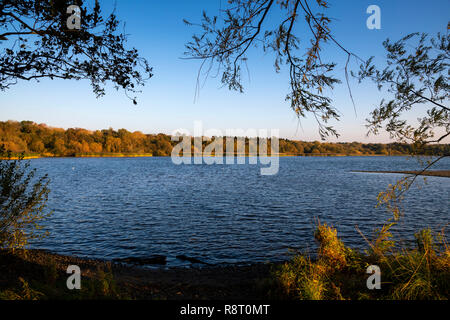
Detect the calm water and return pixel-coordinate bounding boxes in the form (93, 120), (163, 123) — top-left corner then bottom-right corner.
(28, 156), (449, 267)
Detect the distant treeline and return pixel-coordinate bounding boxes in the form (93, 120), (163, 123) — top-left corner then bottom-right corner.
(1, 120), (449, 157)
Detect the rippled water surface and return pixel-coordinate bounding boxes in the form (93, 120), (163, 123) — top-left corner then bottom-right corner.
(29, 156), (449, 266)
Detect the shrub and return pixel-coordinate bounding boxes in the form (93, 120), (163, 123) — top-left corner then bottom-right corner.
(314, 222), (347, 271)
(0, 146), (51, 252)
(274, 223), (449, 300)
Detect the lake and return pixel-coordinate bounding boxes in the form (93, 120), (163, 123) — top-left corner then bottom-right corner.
(28, 156), (449, 267)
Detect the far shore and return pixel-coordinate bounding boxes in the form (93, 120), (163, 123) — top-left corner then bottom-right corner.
(1, 153), (412, 160)
(0, 153), (155, 160)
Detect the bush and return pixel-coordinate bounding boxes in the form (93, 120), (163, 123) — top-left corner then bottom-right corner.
(0, 146), (51, 252)
(314, 222), (347, 271)
(274, 221), (450, 300)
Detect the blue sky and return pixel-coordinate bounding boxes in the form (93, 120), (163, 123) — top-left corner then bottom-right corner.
(0, 0), (448, 142)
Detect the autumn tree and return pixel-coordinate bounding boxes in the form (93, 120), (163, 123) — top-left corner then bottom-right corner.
(53, 138), (66, 155)
(0, 120), (448, 157)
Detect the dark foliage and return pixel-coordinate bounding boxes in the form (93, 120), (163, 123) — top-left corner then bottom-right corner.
(0, 0), (152, 103)
(355, 32), (449, 149)
(0, 145), (50, 250)
(184, 0), (358, 139)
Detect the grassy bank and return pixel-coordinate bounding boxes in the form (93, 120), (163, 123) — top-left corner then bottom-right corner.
(273, 223), (449, 300)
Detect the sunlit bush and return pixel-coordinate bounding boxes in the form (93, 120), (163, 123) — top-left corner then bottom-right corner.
(274, 221), (449, 300)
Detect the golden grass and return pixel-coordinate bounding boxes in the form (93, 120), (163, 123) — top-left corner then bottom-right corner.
(274, 222), (449, 300)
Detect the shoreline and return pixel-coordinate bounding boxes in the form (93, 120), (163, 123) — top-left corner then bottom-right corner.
(1, 153), (413, 160)
(0, 249), (279, 299)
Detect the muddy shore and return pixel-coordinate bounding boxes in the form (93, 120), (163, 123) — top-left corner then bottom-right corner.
(0, 249), (280, 299)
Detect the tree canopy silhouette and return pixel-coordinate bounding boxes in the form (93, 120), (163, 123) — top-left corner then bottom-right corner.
(184, 0), (448, 146)
(184, 0), (360, 139)
(0, 0), (152, 103)
(355, 32), (449, 149)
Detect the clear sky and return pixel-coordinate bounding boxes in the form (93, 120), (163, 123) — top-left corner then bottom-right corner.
(0, 0), (448, 142)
